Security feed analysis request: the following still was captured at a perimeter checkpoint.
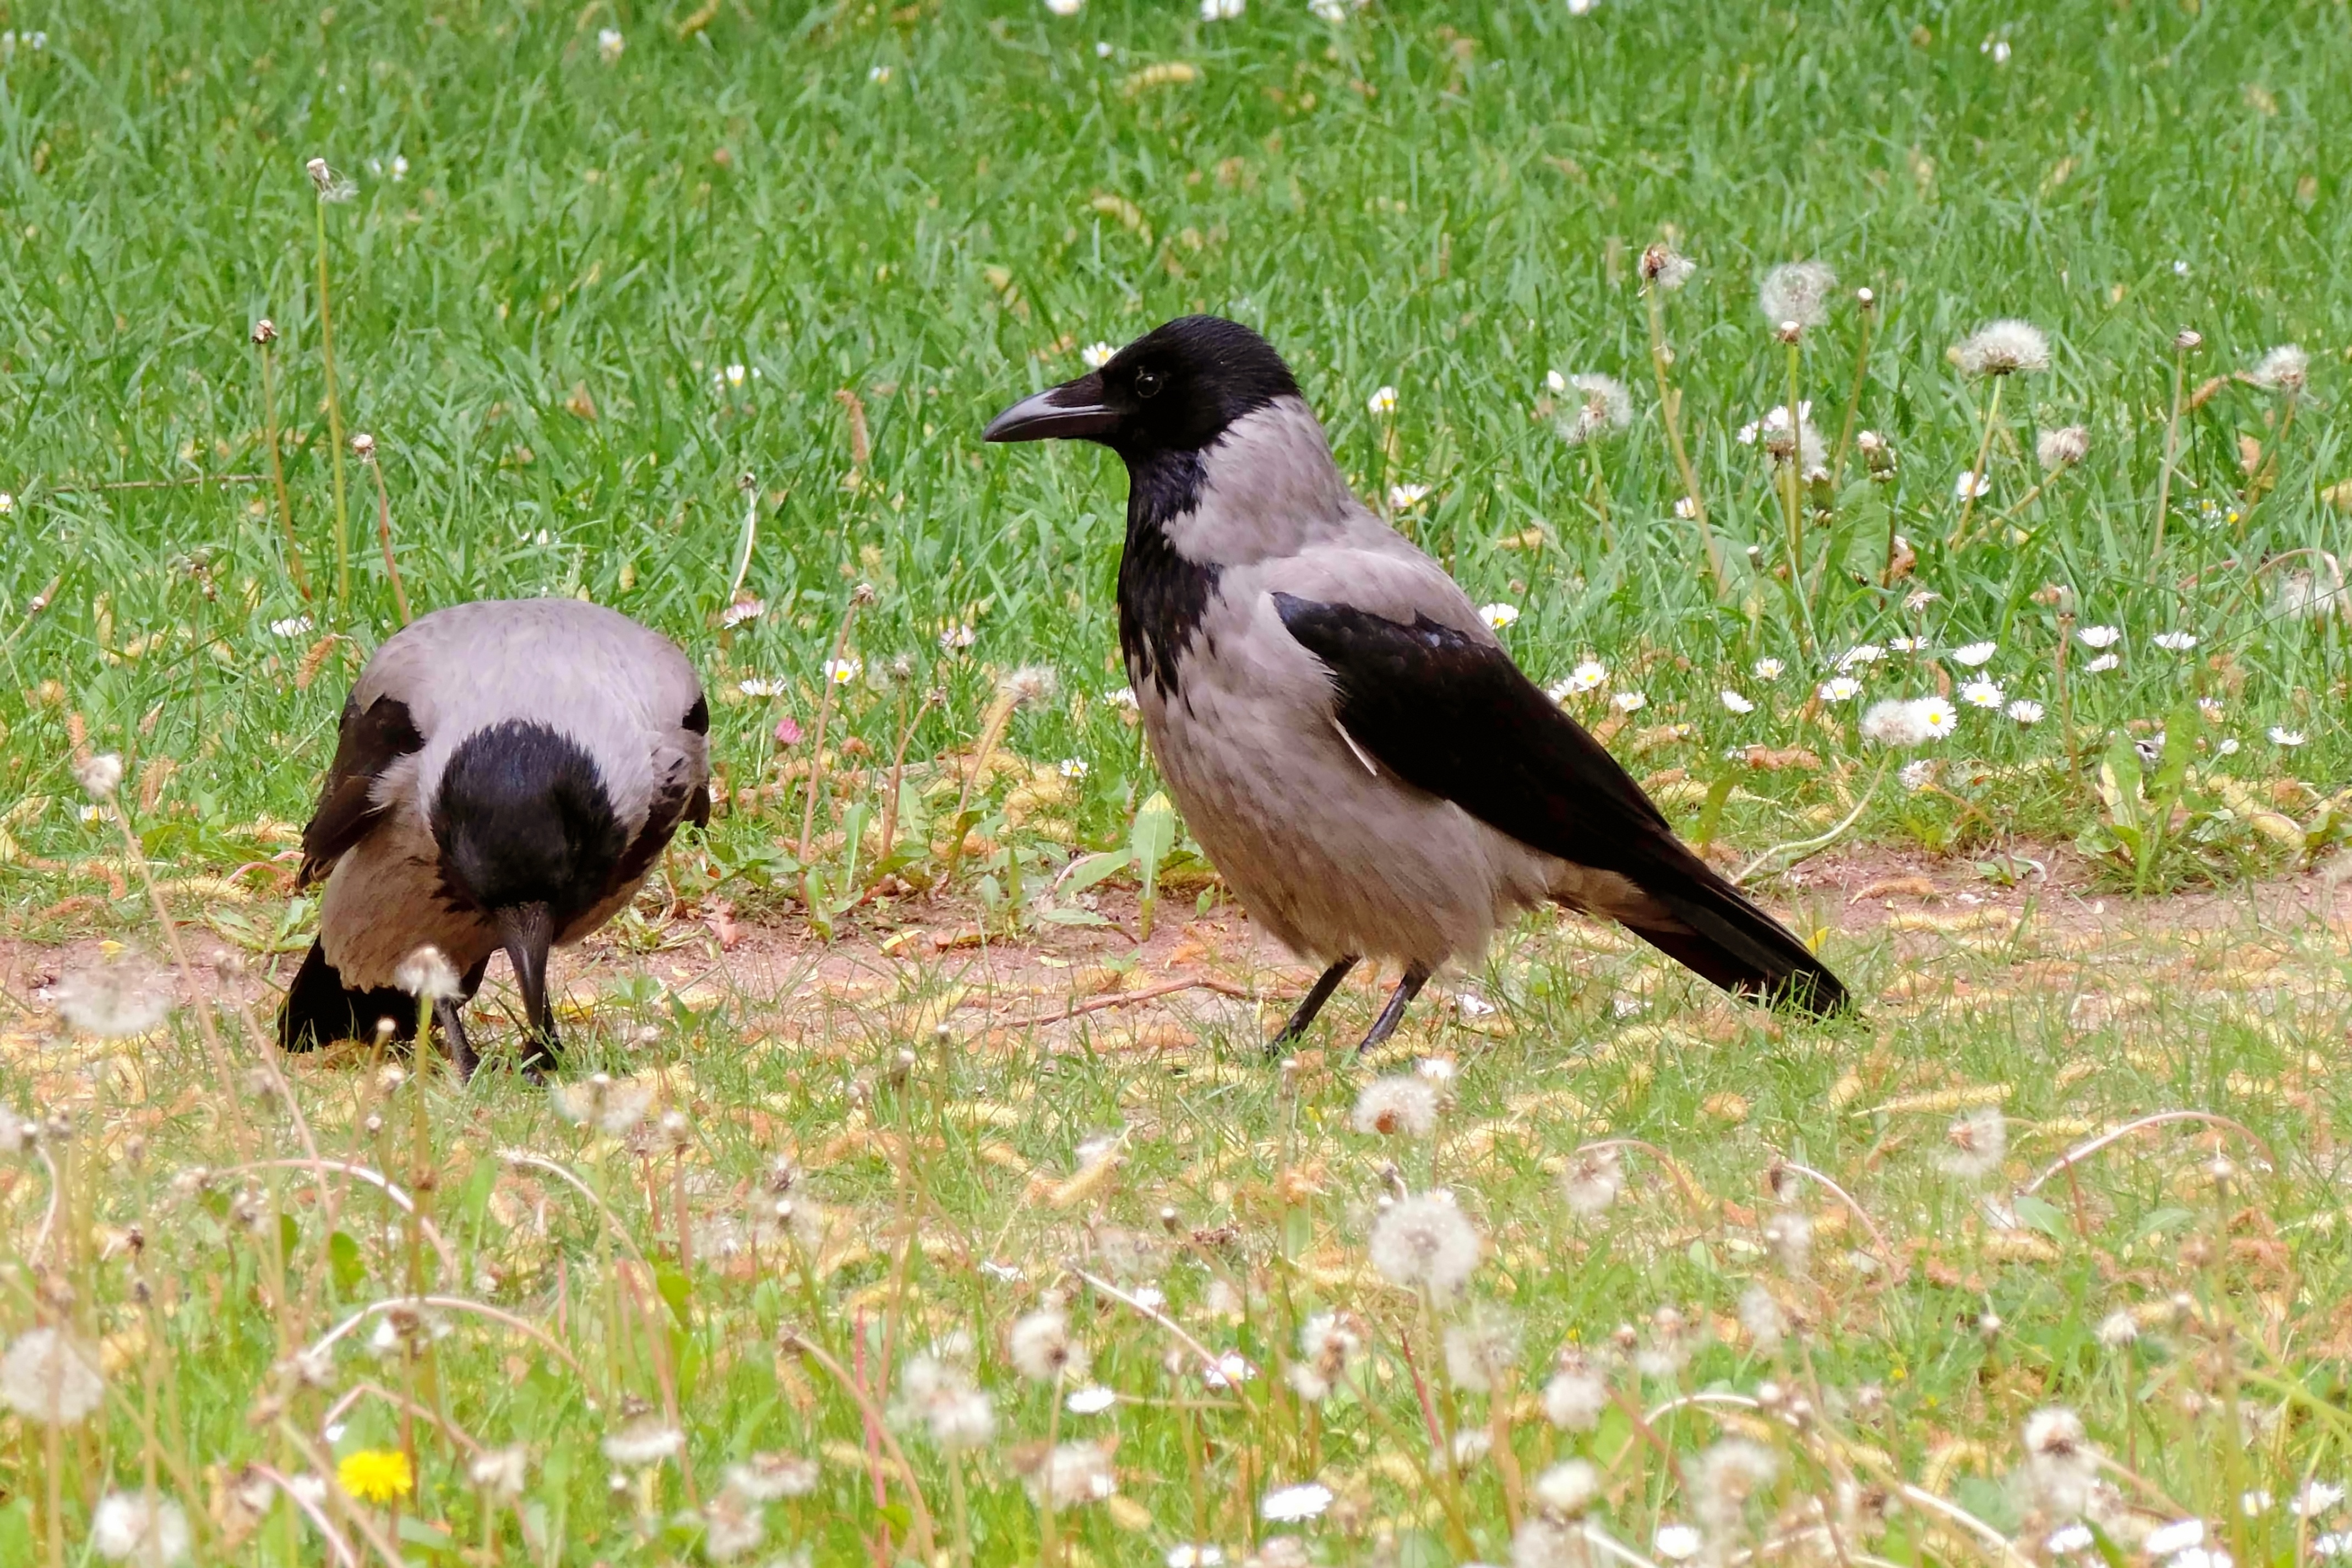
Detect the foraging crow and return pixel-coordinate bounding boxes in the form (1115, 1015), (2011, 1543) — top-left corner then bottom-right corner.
(279, 600), (710, 1075)
(985, 316), (1847, 1053)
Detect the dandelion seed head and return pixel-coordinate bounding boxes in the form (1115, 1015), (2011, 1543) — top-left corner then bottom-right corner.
(1352, 1076), (1440, 1137)
(1001, 665), (1060, 706)
(55, 961), (170, 1039)
(1758, 260), (1838, 331)
(1940, 1106), (2008, 1182)
(1693, 1439), (1777, 1539)
(1260, 1482), (1333, 1523)
(75, 752), (124, 799)
(2038, 425), (2091, 469)
(1442, 1305), (1520, 1392)
(1008, 1309), (1090, 1384)
(469, 1447), (530, 1498)
(1557, 374), (1634, 447)
(1954, 318), (2052, 376)
(393, 945), (461, 1002)
(1368, 1190), (1482, 1301)
(90, 1491), (192, 1566)
(1562, 1145), (1624, 1219)
(1543, 1359), (1610, 1431)
(1860, 698), (1935, 748)
(1655, 1524), (1703, 1561)
(1512, 1515), (1583, 1568)
(1738, 1284), (1787, 1351)
(2250, 344), (2309, 392)
(1641, 244), (1696, 291)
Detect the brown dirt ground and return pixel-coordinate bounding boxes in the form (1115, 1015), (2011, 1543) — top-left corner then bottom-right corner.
(7, 845), (2351, 1064)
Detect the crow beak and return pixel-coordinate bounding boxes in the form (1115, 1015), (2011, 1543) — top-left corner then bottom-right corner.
(495, 902), (557, 1041)
(983, 372), (1120, 443)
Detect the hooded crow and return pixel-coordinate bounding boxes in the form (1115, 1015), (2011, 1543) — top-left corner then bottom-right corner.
(985, 316), (1848, 1053)
(278, 599), (710, 1075)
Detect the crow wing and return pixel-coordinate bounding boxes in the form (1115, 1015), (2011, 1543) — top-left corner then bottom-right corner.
(1272, 593), (1847, 1015)
(297, 691), (424, 886)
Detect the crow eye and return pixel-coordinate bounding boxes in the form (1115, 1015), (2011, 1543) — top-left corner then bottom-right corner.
(1133, 367), (1164, 399)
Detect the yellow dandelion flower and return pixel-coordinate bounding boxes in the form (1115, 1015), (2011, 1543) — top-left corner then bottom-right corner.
(337, 1449), (415, 1505)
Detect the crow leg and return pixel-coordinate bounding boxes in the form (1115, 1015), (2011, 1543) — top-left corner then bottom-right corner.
(1355, 962), (1432, 1056)
(434, 998), (479, 1081)
(1269, 956), (1359, 1052)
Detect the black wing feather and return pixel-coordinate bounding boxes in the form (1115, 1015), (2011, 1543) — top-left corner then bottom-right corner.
(297, 692), (424, 886)
(1273, 594), (1848, 1016)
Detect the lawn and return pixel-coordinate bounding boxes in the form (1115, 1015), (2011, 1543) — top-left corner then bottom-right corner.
(5, 0), (2352, 1564)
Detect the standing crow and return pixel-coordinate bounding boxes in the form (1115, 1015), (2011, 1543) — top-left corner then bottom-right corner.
(279, 599), (710, 1075)
(985, 316), (1846, 1053)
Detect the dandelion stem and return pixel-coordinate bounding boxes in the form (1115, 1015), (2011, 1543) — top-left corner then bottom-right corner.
(1832, 301), (1876, 483)
(2151, 341), (2188, 572)
(2245, 385), (2301, 528)
(1781, 337), (1806, 601)
(797, 590), (868, 895)
(1947, 375), (2003, 551)
(257, 337), (312, 600)
(1643, 287), (1725, 597)
(726, 476), (760, 606)
(315, 195), (351, 610)
(368, 455), (412, 627)
(2054, 610), (2078, 773)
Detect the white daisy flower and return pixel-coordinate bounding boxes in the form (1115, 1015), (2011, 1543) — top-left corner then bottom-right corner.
(1954, 470), (1989, 499)
(2084, 653), (2119, 673)
(1818, 677), (1861, 703)
(1950, 641), (1997, 667)
(1479, 602), (1519, 630)
(823, 657), (863, 685)
(2152, 630), (2198, 652)
(1752, 657), (1784, 681)
(1080, 341), (1115, 368)
(2271, 727), (2308, 748)
(1961, 680), (2003, 709)
(1389, 482), (1431, 510)
(2076, 624), (2122, 649)
(1611, 691), (1646, 712)
(2006, 699), (2044, 725)
(1366, 385), (1397, 415)
(1720, 690), (1754, 715)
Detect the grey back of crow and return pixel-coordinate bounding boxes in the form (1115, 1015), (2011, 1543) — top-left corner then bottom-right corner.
(280, 598), (709, 1074)
(986, 315), (1847, 1052)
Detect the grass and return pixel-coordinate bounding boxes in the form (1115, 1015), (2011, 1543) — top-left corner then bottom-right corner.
(8, 0), (2352, 1563)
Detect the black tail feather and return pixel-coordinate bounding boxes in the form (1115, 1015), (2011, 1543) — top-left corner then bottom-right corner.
(1627, 864), (1849, 1017)
(277, 939), (418, 1052)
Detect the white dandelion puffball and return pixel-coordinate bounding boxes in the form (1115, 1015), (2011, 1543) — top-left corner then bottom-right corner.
(1758, 260), (1838, 331)
(90, 1491), (192, 1566)
(1558, 373), (1634, 447)
(1367, 1190), (1482, 1300)
(1, 1329), (106, 1425)
(1860, 699), (1933, 748)
(1080, 340), (1114, 367)
(1954, 318), (2052, 376)
(2250, 344), (2309, 393)
(1950, 640), (1997, 667)
(1261, 1482), (1333, 1522)
(2038, 425), (2090, 469)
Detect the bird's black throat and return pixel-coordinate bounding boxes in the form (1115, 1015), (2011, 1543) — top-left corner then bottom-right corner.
(430, 720), (628, 927)
(1118, 446), (1221, 700)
